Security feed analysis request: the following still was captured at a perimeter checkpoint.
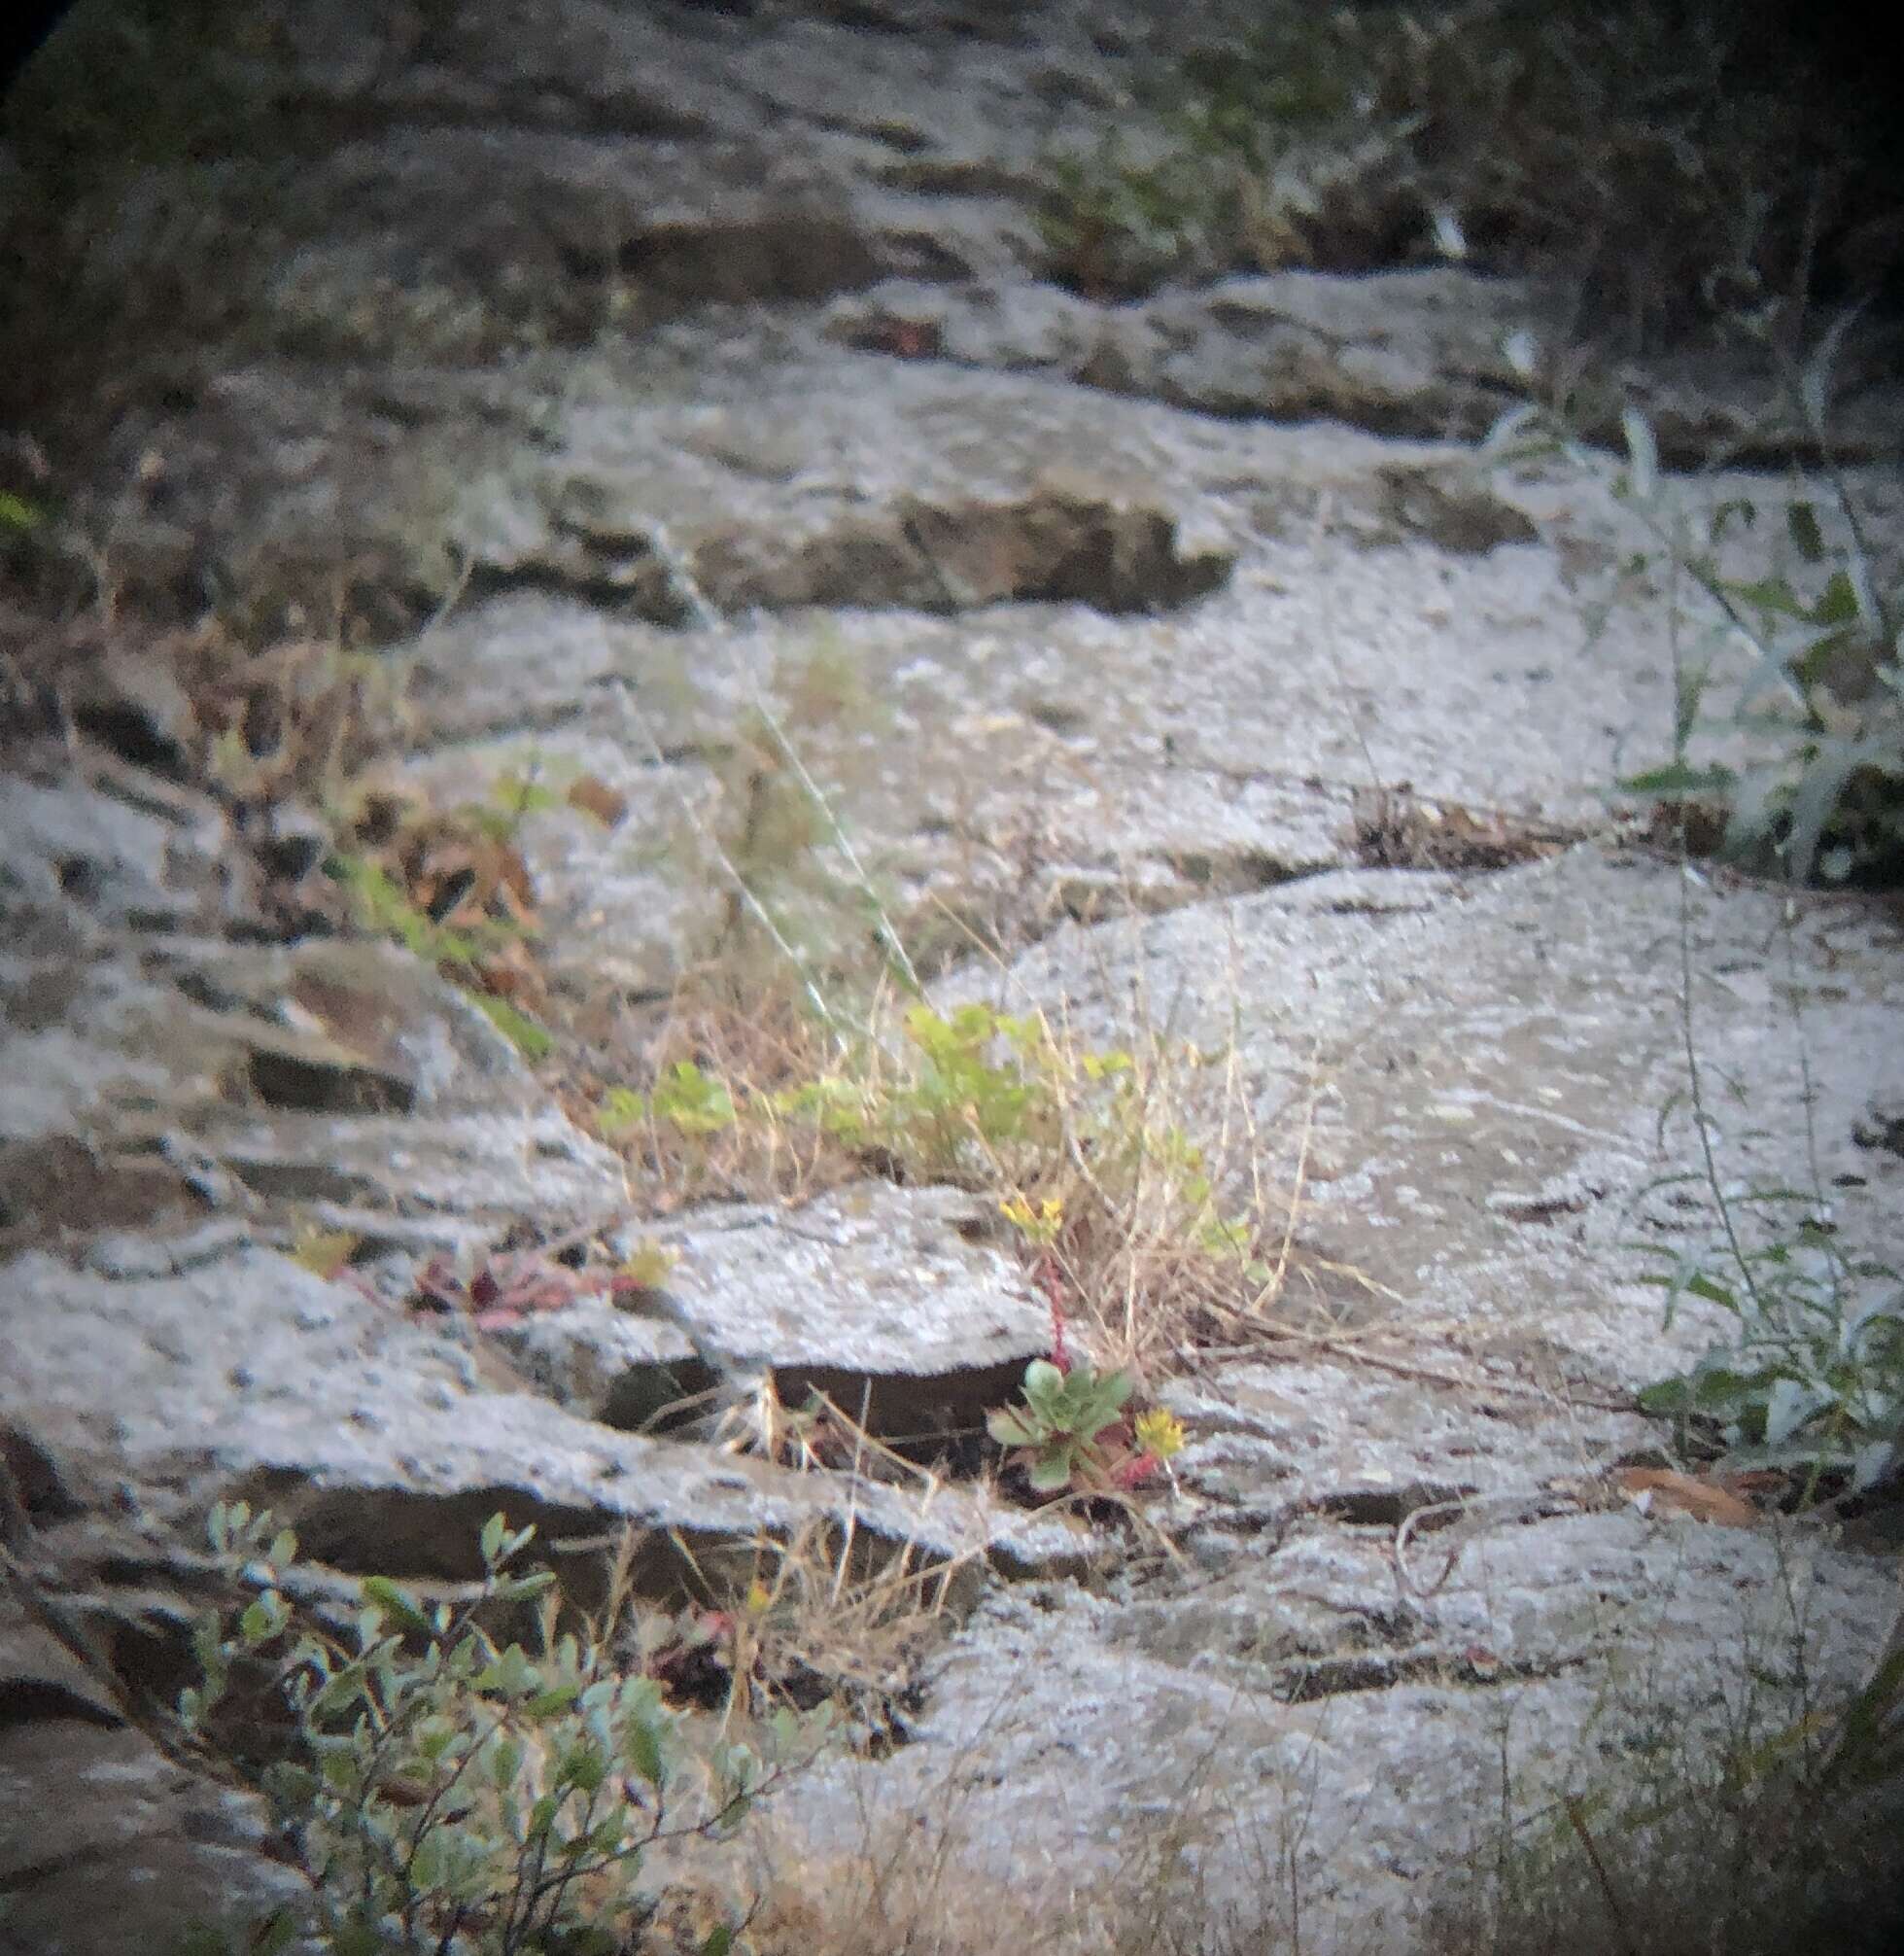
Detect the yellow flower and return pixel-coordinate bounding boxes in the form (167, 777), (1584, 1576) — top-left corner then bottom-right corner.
(998, 1192), (1063, 1245)
(1133, 1407), (1186, 1463)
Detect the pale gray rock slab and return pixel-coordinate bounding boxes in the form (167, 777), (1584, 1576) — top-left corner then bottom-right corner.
(0, 768), (244, 938)
(952, 847), (1904, 1376)
(5, 4), (1902, 1946)
(353, 345), (1668, 984)
(371, 348), (1904, 999)
(0, 929), (628, 1251)
(0, 1595), (313, 1956)
(0, 1249), (1084, 1583)
(798, 840), (1904, 1938)
(636, 1183), (1053, 1439)
(1101, 268), (1531, 439)
(788, 1508), (1897, 1947)
(1161, 1352), (1650, 1528)
(355, 1179), (1057, 1448)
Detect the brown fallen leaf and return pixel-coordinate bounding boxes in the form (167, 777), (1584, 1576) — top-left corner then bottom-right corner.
(1611, 1466), (1762, 1528)
(567, 772), (629, 828)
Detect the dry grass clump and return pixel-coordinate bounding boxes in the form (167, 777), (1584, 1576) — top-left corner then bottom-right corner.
(1044, 0), (1902, 356)
(177, 626), (413, 809)
(660, 1506), (973, 1756)
(1419, 1750), (1904, 1956)
(1351, 2), (1895, 349)
(582, 960), (1312, 1387)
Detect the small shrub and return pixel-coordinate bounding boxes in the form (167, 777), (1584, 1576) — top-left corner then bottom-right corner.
(179, 1503), (799, 1956)
(1035, 134), (1215, 299)
(1604, 412), (1904, 887)
(1421, 1626), (1904, 1956)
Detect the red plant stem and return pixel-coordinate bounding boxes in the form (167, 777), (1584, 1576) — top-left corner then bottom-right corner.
(1036, 1252), (1073, 1374)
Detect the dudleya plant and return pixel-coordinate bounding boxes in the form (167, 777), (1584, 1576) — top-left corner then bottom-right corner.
(986, 1357), (1185, 1496)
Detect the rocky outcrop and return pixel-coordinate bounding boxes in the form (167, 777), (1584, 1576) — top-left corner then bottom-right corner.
(3, 4), (1901, 1951)
(0, 1431), (314, 1956)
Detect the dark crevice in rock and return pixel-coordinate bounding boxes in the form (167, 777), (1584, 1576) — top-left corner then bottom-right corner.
(245, 1049), (416, 1116)
(768, 1357), (1028, 1452)
(461, 561), (704, 628)
(222, 1159), (381, 1205)
(67, 704), (191, 781)
(1, 1425), (85, 1529)
(790, 107), (934, 154)
(694, 492), (1232, 617)
(1277, 1646), (1569, 1701)
(217, 1473), (967, 1616)
(223, 1475), (681, 1594)
(0, 1678), (125, 1732)
(601, 1367), (724, 1436)
(1162, 847), (1314, 895)
(1307, 1482), (1476, 1527)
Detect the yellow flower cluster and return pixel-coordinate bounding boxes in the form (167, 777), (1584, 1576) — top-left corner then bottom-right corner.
(998, 1192), (1064, 1246)
(1133, 1407), (1186, 1463)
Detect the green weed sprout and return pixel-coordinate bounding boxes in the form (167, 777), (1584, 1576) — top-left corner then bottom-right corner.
(1636, 1212), (1904, 1493)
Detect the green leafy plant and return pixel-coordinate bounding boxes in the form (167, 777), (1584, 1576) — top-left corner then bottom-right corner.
(597, 995), (1282, 1378)
(466, 766), (566, 845)
(1488, 402), (1903, 886)
(179, 1503), (791, 1956)
(775, 1004), (1057, 1174)
(985, 1357), (1183, 1496)
(322, 853), (553, 1061)
(987, 1357), (1135, 1493)
(649, 1063), (740, 1137)
(326, 853), (488, 964)
(1635, 1206), (1904, 1493)
(1613, 480), (1902, 885)
(471, 995), (554, 1062)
